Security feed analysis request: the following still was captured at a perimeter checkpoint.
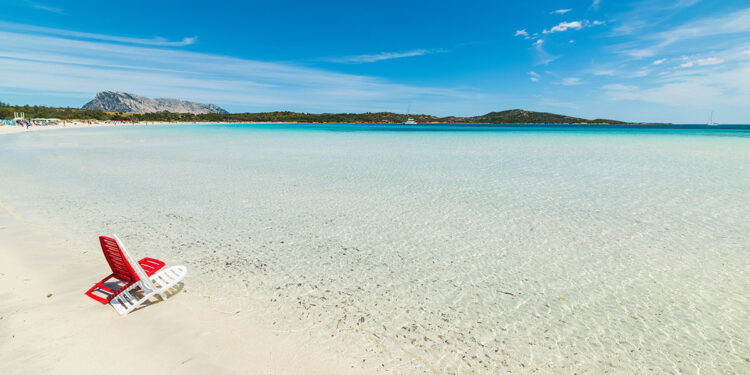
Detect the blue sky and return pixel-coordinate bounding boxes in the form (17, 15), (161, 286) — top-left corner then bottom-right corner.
(1, 0), (749, 123)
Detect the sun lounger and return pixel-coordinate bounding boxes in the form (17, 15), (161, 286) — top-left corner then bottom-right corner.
(85, 235), (166, 304)
(85, 235), (187, 315)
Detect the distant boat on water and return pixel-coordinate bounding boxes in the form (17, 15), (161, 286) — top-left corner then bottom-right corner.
(403, 103), (417, 125)
(707, 111), (719, 126)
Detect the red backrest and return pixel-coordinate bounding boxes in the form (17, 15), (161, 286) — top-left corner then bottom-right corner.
(99, 236), (137, 282)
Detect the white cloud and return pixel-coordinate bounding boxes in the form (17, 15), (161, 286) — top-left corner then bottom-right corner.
(594, 70), (617, 76)
(561, 77), (583, 85)
(543, 21), (583, 34)
(603, 84), (638, 91)
(328, 49), (441, 63)
(0, 21), (196, 46)
(624, 48), (657, 58)
(604, 81), (724, 106)
(0, 26), (469, 112)
(515, 29), (529, 37)
(673, 0), (702, 8)
(591, 0), (601, 10)
(529, 71), (541, 82)
(655, 8), (750, 43)
(603, 62), (750, 107)
(617, 7), (750, 58)
(652, 58), (667, 65)
(31, 3), (64, 14)
(680, 57), (724, 68)
(551, 9), (572, 15)
(532, 39), (559, 65)
(542, 20), (604, 34)
(609, 1), (704, 38)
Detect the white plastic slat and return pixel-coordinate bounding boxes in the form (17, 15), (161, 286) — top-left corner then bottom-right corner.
(109, 265), (188, 315)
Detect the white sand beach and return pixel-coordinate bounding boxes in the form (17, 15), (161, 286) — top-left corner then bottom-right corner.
(0, 126), (372, 375)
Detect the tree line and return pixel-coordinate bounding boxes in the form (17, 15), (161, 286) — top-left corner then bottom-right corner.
(0, 103), (628, 124)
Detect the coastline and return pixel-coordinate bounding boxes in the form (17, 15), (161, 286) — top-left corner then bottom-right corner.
(0, 120), (682, 135)
(0, 185), (372, 374)
(0, 121), (213, 136)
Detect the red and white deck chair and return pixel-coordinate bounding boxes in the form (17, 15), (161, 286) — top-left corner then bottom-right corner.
(85, 235), (166, 304)
(85, 235), (187, 315)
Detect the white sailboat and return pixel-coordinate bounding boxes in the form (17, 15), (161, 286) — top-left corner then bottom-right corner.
(403, 103), (417, 125)
(707, 111), (719, 126)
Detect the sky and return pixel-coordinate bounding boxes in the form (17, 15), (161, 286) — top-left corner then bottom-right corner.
(1, 0), (749, 123)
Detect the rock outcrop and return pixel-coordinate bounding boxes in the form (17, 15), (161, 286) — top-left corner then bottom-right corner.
(82, 91), (228, 114)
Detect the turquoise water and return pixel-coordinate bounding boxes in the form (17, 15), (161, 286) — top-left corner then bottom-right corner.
(1, 124), (749, 374)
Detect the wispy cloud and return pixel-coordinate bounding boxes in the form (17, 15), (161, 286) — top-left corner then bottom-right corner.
(591, 0), (602, 11)
(560, 77), (583, 85)
(0, 21), (196, 47)
(610, 0), (703, 37)
(680, 57), (724, 68)
(603, 57), (750, 109)
(594, 69), (617, 76)
(654, 7), (750, 44)
(533, 39), (559, 65)
(673, 0), (702, 8)
(631, 68), (650, 77)
(30, 3), (64, 14)
(652, 58), (667, 65)
(529, 71), (541, 82)
(327, 49), (442, 63)
(616, 7), (750, 58)
(603, 83), (637, 91)
(0, 24), (470, 113)
(550, 9), (572, 15)
(603, 80), (724, 107)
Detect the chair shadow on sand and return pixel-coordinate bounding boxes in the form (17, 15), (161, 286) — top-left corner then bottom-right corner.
(126, 281), (186, 314)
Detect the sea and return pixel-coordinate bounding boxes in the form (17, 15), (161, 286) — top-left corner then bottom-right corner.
(1, 123), (748, 374)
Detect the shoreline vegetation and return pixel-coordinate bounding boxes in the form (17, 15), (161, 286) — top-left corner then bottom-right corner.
(1, 102), (665, 125)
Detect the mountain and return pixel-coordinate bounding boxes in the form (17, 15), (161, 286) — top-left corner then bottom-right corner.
(82, 91), (228, 114)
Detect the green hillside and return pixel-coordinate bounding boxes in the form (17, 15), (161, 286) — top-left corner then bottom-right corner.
(1, 104), (639, 124)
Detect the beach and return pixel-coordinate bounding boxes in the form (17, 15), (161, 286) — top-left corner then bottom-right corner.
(0, 171), (371, 374)
(0, 121), (240, 136)
(1, 123), (749, 374)
(0, 123), (379, 375)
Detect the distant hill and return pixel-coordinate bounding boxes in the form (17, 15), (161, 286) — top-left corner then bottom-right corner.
(445, 109), (626, 124)
(1, 101), (654, 124)
(202, 109), (628, 124)
(82, 91), (228, 114)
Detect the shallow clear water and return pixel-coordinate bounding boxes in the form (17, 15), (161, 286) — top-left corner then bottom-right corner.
(1, 124), (749, 374)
